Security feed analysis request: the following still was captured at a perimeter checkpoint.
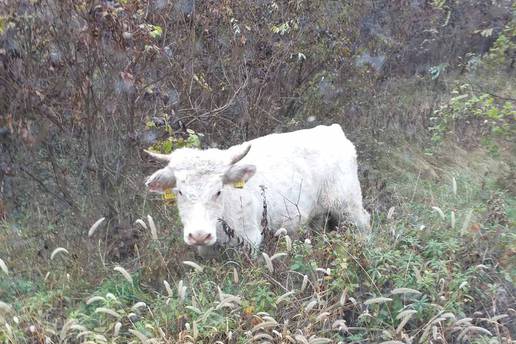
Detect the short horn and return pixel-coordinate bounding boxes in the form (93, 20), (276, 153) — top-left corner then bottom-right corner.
(144, 149), (171, 162)
(229, 144), (251, 165)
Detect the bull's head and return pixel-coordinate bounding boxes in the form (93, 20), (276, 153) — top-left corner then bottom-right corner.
(144, 145), (255, 246)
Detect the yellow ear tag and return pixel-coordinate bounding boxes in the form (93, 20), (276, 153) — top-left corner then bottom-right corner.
(233, 180), (245, 189)
(162, 188), (176, 204)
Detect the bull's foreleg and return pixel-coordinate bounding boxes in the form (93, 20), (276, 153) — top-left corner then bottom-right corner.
(197, 245), (221, 259)
(238, 224), (263, 249)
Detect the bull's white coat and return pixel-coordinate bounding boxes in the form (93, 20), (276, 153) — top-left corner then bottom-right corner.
(145, 124), (370, 252)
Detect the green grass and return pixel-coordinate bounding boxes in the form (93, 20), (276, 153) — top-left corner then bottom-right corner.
(0, 143), (514, 343)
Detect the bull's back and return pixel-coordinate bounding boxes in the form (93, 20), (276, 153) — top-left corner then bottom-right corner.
(240, 125), (354, 226)
(245, 124), (352, 170)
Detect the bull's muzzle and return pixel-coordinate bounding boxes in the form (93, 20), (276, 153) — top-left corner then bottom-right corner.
(187, 232), (215, 246)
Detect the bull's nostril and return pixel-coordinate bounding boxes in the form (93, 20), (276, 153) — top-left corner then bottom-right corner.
(188, 232), (213, 245)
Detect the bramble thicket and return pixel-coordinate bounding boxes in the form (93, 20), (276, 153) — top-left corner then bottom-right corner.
(0, 1), (514, 343)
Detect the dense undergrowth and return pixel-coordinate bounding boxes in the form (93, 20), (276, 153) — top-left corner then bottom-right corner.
(1, 0), (515, 343)
(1, 142), (514, 343)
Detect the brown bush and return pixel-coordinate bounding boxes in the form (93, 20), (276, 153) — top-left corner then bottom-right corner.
(0, 0), (512, 262)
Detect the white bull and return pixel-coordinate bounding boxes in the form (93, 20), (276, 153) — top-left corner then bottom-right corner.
(145, 124), (370, 253)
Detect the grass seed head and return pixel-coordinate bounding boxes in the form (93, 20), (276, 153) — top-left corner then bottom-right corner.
(390, 287), (422, 296)
(50, 247), (69, 260)
(274, 227), (287, 236)
(332, 319), (348, 331)
(76, 330), (93, 339)
(396, 311), (417, 333)
(440, 312), (456, 320)
(59, 319), (76, 340)
(251, 320), (278, 332)
(185, 306), (202, 314)
(490, 314), (508, 322)
(301, 275), (309, 292)
(294, 334), (309, 344)
(455, 317), (473, 326)
(262, 315), (277, 323)
(339, 289), (348, 306)
(113, 322), (122, 337)
(0, 301), (12, 314)
(309, 338), (332, 344)
(93, 333), (108, 342)
(178, 280), (186, 302)
(95, 307), (121, 318)
(113, 266), (134, 285)
(262, 252), (274, 273)
(457, 326), (493, 342)
(163, 280), (173, 297)
(253, 333), (274, 341)
(147, 214), (158, 240)
(4, 323), (12, 338)
(272, 330), (282, 338)
(193, 320), (199, 339)
(128, 328), (149, 342)
(284, 235), (292, 251)
(396, 309), (417, 320)
(232, 267), (239, 283)
(131, 302), (147, 311)
(134, 219), (147, 230)
(461, 209), (473, 236)
(0, 258), (8, 275)
(86, 296), (106, 305)
(315, 311), (330, 322)
(216, 295), (242, 310)
(364, 296), (393, 305)
(432, 206), (445, 220)
(316, 267), (330, 275)
(276, 291), (295, 305)
(387, 206), (395, 220)
(270, 252), (287, 261)
(304, 300), (318, 312)
(88, 217), (106, 237)
(182, 261), (203, 272)
(69, 324), (87, 332)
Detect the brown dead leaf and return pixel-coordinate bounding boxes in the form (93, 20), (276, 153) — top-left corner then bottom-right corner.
(468, 223), (481, 234)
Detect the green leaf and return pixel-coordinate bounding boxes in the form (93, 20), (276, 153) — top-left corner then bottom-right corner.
(150, 25), (162, 39)
(161, 140), (173, 154)
(0, 17), (5, 34)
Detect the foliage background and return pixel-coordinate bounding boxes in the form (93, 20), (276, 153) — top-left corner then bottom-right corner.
(0, 0), (514, 343)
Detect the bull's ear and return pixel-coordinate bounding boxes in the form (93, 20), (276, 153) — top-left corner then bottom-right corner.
(223, 164), (256, 185)
(145, 167), (176, 193)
